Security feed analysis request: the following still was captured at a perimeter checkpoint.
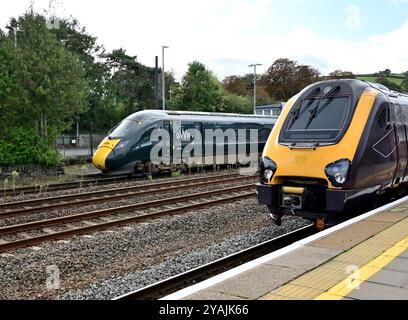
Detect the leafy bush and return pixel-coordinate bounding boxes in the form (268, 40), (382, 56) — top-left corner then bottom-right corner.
(0, 127), (60, 166)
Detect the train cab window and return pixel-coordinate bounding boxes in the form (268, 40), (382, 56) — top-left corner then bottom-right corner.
(140, 126), (156, 143)
(109, 120), (143, 139)
(377, 105), (391, 130)
(280, 96), (350, 142)
(163, 121), (172, 132)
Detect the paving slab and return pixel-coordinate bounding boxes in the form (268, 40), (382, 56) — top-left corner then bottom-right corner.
(345, 281), (408, 300)
(367, 268), (408, 288)
(365, 211), (408, 223)
(398, 250), (408, 259)
(382, 257), (408, 273)
(186, 291), (247, 300)
(261, 284), (322, 300)
(309, 220), (392, 250)
(208, 264), (302, 300)
(265, 245), (341, 270)
(290, 260), (351, 291)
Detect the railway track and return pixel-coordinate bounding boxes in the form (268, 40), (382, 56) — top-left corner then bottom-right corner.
(1, 175), (131, 197)
(0, 182), (257, 253)
(114, 225), (316, 300)
(0, 173), (255, 217)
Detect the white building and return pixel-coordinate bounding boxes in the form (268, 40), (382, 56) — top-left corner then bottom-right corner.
(255, 102), (286, 117)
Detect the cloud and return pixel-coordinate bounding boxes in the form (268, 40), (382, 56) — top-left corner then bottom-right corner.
(1, 0), (408, 80)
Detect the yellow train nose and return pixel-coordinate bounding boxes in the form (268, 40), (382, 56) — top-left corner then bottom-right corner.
(92, 138), (121, 171)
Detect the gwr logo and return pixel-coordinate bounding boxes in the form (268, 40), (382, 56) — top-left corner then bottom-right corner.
(176, 130), (192, 142)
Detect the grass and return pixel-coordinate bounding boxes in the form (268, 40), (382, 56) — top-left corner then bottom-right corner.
(1, 163), (96, 190)
(356, 74), (404, 86)
(171, 171), (182, 177)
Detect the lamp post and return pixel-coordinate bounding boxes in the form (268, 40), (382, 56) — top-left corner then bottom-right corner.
(162, 45), (169, 110)
(6, 25), (18, 49)
(249, 63), (262, 115)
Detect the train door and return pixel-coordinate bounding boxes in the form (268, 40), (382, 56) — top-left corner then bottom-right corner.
(373, 103), (398, 190)
(178, 122), (202, 162)
(163, 121), (173, 161)
(395, 103), (408, 183)
(402, 105), (408, 182)
(390, 103), (406, 186)
(192, 122), (203, 163)
(259, 125), (272, 153)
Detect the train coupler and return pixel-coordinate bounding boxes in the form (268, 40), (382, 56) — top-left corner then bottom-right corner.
(269, 213), (282, 226)
(315, 217), (326, 231)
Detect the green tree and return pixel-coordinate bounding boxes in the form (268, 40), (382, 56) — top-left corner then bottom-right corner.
(328, 70), (356, 79)
(222, 75), (251, 96)
(13, 12), (88, 139)
(376, 76), (401, 91)
(52, 18), (115, 133)
(0, 31), (22, 135)
(222, 93), (252, 114)
(105, 49), (155, 117)
(0, 12), (88, 166)
(379, 69), (392, 77)
(262, 58), (319, 101)
(402, 71), (408, 92)
(173, 61), (223, 112)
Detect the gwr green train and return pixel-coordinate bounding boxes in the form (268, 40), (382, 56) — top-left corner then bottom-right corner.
(257, 79), (408, 228)
(93, 110), (276, 175)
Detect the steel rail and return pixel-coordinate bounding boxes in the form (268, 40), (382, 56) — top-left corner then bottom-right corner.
(0, 186), (256, 252)
(0, 174), (255, 217)
(1, 175), (131, 196)
(0, 184), (255, 235)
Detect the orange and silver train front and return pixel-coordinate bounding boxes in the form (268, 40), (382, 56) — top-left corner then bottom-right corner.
(256, 79), (385, 227)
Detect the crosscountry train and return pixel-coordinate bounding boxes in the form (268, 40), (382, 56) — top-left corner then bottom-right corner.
(92, 110), (277, 175)
(257, 79), (408, 228)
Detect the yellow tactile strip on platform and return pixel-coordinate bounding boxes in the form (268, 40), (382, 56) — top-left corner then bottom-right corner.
(260, 216), (408, 300)
(315, 235), (408, 300)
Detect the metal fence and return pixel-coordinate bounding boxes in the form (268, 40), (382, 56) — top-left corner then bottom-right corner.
(55, 134), (105, 159)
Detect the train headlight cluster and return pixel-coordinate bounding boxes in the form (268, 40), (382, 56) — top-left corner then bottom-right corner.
(325, 159), (351, 187)
(260, 157), (277, 183)
(114, 140), (130, 158)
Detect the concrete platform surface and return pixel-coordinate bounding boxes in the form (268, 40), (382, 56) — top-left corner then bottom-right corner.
(168, 196), (408, 301)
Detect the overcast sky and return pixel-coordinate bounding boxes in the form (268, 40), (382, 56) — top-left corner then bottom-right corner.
(1, 0), (408, 80)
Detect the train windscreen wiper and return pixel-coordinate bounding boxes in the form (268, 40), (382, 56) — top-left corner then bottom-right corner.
(304, 86), (340, 129)
(288, 87), (321, 129)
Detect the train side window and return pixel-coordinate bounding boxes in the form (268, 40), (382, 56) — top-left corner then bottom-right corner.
(377, 105), (391, 130)
(163, 121), (172, 132)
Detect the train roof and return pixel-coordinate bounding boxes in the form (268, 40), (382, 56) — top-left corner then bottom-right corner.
(310, 78), (408, 99)
(126, 110), (278, 123)
(299, 79), (408, 102)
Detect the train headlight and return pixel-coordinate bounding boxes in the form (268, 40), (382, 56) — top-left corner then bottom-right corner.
(114, 140), (130, 158)
(260, 157), (277, 183)
(325, 159), (351, 187)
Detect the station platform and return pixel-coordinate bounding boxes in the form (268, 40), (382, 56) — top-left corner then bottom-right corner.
(164, 196), (408, 300)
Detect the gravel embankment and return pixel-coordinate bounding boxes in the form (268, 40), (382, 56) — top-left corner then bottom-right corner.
(0, 198), (310, 300)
